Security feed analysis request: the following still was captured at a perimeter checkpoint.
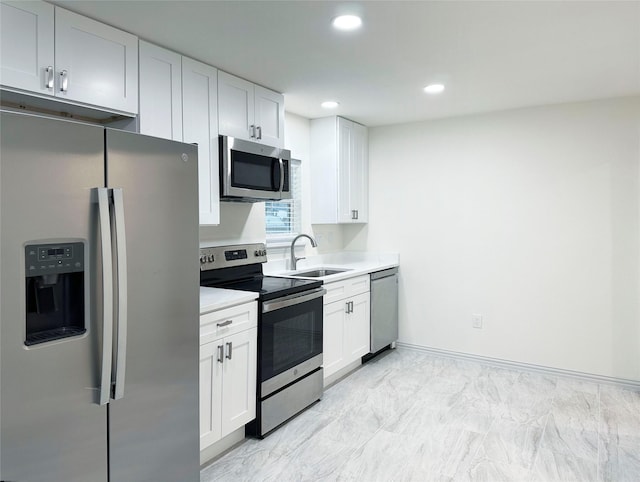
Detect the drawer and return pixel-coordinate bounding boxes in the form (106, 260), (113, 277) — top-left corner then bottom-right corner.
(324, 275), (370, 304)
(200, 301), (257, 345)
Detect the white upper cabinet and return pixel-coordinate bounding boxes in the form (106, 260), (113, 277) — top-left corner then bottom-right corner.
(218, 71), (284, 148)
(137, 41), (220, 225)
(254, 85), (285, 148)
(0, 1), (138, 115)
(0, 1), (54, 94)
(217, 72), (254, 140)
(182, 57), (220, 226)
(310, 116), (368, 224)
(139, 41), (182, 140)
(55, 8), (138, 114)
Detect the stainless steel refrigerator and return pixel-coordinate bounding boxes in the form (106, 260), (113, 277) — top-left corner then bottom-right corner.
(0, 111), (200, 481)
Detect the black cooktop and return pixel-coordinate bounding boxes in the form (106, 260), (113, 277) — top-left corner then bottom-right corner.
(210, 276), (322, 301)
(200, 264), (321, 301)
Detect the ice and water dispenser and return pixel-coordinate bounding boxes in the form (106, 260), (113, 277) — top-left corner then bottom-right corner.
(25, 242), (86, 346)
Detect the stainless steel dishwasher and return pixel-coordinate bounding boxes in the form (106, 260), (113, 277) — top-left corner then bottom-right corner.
(369, 267), (399, 353)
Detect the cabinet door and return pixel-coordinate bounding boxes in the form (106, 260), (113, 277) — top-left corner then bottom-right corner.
(337, 117), (355, 223)
(350, 122), (368, 222)
(182, 57), (220, 225)
(254, 85), (284, 148)
(323, 300), (347, 379)
(139, 41), (182, 140)
(0, 1), (54, 94)
(220, 327), (257, 437)
(218, 71), (255, 141)
(345, 292), (371, 361)
(54, 7), (138, 114)
(200, 340), (223, 450)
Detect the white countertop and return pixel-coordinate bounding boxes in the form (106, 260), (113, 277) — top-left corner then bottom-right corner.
(199, 287), (259, 315)
(264, 251), (399, 283)
(200, 252), (398, 313)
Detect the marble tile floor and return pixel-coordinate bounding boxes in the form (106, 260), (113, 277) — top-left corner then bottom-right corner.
(200, 348), (640, 482)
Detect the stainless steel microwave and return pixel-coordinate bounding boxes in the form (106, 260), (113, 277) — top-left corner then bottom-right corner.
(219, 136), (291, 202)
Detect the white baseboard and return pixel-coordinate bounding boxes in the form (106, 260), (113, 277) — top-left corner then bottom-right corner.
(323, 359), (363, 389)
(200, 427), (245, 467)
(397, 342), (640, 390)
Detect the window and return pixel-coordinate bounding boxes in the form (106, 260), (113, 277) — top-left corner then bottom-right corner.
(265, 159), (301, 241)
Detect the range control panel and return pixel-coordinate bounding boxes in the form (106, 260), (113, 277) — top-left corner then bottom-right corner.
(25, 242), (85, 276)
(199, 243), (267, 271)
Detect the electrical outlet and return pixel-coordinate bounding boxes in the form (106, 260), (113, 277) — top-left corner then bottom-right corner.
(472, 314), (483, 329)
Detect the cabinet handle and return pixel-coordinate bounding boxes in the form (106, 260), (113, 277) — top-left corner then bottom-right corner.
(217, 319), (233, 327)
(59, 70), (68, 92)
(257, 126), (262, 140)
(250, 125), (256, 138)
(345, 301), (353, 314)
(45, 66), (54, 90)
(225, 341), (233, 360)
(351, 210), (357, 220)
(217, 345), (224, 363)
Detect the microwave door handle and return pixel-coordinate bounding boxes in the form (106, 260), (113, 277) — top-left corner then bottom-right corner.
(278, 158), (285, 195)
(96, 188), (114, 406)
(112, 188), (128, 400)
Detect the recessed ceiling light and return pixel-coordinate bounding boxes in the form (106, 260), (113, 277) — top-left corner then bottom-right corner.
(424, 84), (445, 94)
(321, 101), (339, 109)
(332, 15), (362, 31)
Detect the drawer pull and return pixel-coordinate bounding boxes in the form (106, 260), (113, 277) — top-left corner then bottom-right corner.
(217, 319), (233, 327)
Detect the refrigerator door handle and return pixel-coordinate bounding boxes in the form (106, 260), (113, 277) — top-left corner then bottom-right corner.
(112, 188), (128, 400)
(97, 188), (114, 406)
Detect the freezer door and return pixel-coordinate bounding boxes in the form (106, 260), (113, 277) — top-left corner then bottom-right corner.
(0, 112), (108, 481)
(105, 129), (200, 481)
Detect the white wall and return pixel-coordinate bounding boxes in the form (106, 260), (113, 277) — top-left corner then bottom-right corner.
(345, 96), (640, 380)
(199, 203), (266, 247)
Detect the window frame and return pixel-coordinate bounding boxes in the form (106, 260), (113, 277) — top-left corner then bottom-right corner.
(265, 158), (302, 247)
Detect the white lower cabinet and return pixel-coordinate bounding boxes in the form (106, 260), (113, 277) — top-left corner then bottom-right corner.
(199, 301), (257, 451)
(323, 275), (371, 381)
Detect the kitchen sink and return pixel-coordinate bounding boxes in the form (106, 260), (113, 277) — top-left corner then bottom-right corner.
(290, 268), (352, 278)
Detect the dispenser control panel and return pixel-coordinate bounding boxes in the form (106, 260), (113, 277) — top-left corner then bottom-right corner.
(25, 242), (84, 276)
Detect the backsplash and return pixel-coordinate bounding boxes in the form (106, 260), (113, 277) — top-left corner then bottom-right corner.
(199, 202), (266, 248)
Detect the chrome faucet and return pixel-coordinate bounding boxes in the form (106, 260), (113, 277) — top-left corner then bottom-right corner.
(290, 234), (318, 271)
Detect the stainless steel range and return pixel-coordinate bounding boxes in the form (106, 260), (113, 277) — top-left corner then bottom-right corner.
(200, 243), (325, 437)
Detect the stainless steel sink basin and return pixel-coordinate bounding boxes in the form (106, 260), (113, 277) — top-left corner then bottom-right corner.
(290, 268), (352, 278)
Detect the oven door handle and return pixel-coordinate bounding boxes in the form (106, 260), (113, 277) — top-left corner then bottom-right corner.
(262, 287), (326, 313)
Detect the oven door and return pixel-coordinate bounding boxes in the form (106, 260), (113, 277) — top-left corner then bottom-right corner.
(259, 287), (325, 398)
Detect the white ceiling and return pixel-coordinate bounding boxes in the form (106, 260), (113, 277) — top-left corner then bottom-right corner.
(53, 1), (640, 127)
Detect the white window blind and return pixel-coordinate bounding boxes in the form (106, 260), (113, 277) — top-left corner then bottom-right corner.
(265, 159), (301, 239)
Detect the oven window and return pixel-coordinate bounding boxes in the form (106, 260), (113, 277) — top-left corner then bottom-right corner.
(231, 150), (280, 191)
(260, 296), (322, 382)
